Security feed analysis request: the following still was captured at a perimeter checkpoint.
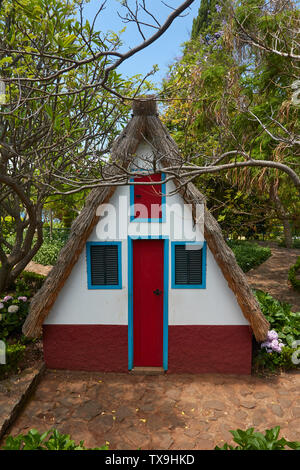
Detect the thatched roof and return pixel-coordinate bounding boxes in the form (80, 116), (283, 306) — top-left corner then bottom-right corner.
(23, 97), (269, 341)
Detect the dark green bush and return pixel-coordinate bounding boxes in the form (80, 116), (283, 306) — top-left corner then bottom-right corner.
(227, 241), (271, 272)
(278, 239), (300, 249)
(1, 428), (109, 450)
(0, 341), (26, 379)
(15, 271), (45, 297)
(288, 256), (300, 292)
(215, 426), (300, 450)
(0, 295), (30, 340)
(253, 290), (300, 372)
(33, 228), (69, 266)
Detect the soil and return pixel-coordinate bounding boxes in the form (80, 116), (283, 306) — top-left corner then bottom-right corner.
(246, 242), (300, 312)
(18, 340), (43, 372)
(24, 261), (52, 277)
(0, 339), (43, 381)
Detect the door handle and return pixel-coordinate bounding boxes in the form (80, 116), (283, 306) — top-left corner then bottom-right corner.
(153, 289), (163, 296)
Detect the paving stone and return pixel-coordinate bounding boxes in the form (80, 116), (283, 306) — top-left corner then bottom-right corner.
(278, 397), (292, 408)
(251, 409), (267, 426)
(170, 433), (195, 450)
(194, 438), (214, 450)
(57, 396), (87, 408)
(115, 405), (133, 422)
(219, 423), (234, 441)
(240, 400), (256, 409)
(183, 428), (200, 438)
(292, 407), (300, 418)
(125, 429), (151, 449)
(203, 400), (226, 411)
(139, 403), (156, 412)
(165, 389), (181, 401)
(73, 400), (102, 420)
(253, 392), (271, 399)
(269, 404), (284, 418)
(151, 431), (174, 449)
(145, 413), (170, 431)
(88, 413), (114, 435)
(225, 393), (240, 406)
(158, 398), (176, 413)
(234, 410), (248, 420)
(239, 388), (253, 397)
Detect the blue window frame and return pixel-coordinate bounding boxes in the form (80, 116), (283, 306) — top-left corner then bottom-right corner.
(171, 241), (207, 289)
(86, 241), (122, 289)
(130, 172), (166, 223)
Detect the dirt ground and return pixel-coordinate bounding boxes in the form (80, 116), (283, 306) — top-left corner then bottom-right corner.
(246, 243), (300, 312)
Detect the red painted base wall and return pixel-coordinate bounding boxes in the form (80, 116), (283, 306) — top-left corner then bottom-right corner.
(43, 325), (128, 372)
(43, 324), (253, 374)
(168, 325), (253, 374)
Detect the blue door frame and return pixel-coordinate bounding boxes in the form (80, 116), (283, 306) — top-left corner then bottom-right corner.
(128, 236), (169, 371)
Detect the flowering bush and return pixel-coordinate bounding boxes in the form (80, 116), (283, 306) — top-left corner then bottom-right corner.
(261, 330), (285, 353)
(253, 290), (300, 372)
(0, 294), (29, 340)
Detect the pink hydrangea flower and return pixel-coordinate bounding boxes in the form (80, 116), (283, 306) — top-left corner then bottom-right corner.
(18, 296), (28, 302)
(261, 330), (284, 353)
(3, 295), (13, 302)
(267, 330), (278, 341)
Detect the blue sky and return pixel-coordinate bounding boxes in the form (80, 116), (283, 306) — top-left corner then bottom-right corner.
(83, 0), (200, 86)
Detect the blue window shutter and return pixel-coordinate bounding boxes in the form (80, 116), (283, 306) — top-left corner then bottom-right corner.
(90, 245), (119, 286)
(174, 244), (203, 285)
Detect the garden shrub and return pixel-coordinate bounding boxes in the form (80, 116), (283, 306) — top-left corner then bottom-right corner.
(215, 426), (300, 450)
(1, 428), (109, 450)
(33, 228), (69, 266)
(0, 341), (26, 379)
(278, 239), (300, 249)
(227, 241), (271, 272)
(253, 290), (300, 372)
(288, 256), (300, 292)
(15, 271), (45, 297)
(0, 295), (30, 340)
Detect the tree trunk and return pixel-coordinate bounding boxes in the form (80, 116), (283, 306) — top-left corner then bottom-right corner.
(269, 182), (293, 248)
(0, 262), (12, 294)
(49, 208), (53, 240)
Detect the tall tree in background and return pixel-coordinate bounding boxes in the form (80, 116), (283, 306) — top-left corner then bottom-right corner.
(0, 0), (195, 293)
(162, 0), (299, 245)
(191, 0), (219, 38)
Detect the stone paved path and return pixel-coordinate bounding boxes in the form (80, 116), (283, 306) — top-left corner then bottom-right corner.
(2, 369), (299, 450)
(246, 244), (300, 312)
(0, 362), (45, 441)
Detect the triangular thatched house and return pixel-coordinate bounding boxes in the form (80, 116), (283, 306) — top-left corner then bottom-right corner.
(23, 97), (269, 374)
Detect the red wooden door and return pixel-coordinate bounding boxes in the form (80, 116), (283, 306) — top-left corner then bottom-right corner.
(133, 239), (164, 366)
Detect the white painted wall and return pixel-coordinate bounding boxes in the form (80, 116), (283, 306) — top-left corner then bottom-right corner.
(45, 143), (249, 327)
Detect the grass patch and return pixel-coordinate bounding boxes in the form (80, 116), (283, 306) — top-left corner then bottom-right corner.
(227, 240), (271, 272)
(33, 228), (70, 266)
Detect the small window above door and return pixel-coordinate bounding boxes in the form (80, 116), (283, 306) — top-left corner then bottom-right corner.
(130, 173), (166, 222)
